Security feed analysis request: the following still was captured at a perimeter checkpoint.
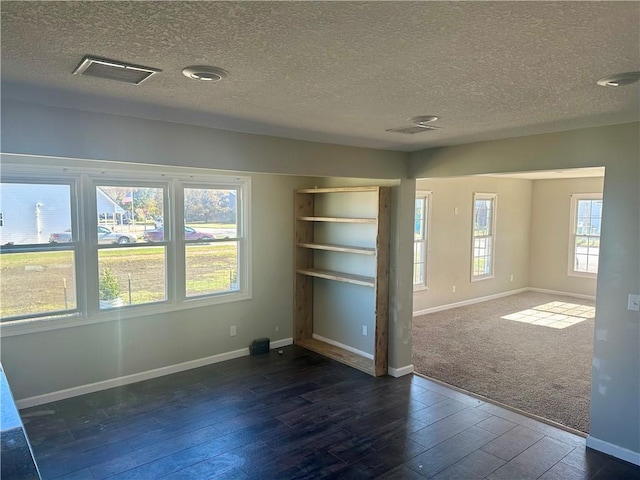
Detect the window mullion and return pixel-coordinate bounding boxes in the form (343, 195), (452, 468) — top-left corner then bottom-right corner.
(172, 180), (185, 302)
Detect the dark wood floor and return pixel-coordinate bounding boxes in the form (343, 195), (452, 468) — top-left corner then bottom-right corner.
(20, 346), (639, 479)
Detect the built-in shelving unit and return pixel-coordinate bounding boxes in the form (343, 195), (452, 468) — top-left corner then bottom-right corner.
(294, 186), (390, 376)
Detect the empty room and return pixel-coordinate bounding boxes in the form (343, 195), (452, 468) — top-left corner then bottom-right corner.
(1, 2), (638, 479)
(412, 169), (604, 434)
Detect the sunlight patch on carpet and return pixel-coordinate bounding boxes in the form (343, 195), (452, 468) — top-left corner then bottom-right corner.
(500, 301), (595, 329)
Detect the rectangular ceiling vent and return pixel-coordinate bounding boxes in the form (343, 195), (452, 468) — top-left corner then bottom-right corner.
(73, 56), (161, 85)
(385, 125), (442, 135)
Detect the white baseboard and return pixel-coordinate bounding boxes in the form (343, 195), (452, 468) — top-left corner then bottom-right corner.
(413, 287), (597, 317)
(312, 333), (374, 360)
(16, 337), (294, 409)
(413, 288), (528, 316)
(527, 287), (596, 301)
(586, 435), (640, 466)
(388, 364), (414, 377)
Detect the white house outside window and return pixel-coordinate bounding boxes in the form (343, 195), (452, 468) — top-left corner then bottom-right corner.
(0, 180), (79, 321)
(0, 161), (250, 331)
(471, 193), (497, 280)
(413, 191), (431, 288)
(570, 194), (602, 277)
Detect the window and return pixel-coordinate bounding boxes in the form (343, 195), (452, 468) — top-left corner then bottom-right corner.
(184, 187), (241, 297)
(0, 181), (79, 321)
(413, 191), (431, 288)
(1, 161), (250, 329)
(570, 194), (602, 276)
(95, 185), (167, 309)
(471, 193), (496, 280)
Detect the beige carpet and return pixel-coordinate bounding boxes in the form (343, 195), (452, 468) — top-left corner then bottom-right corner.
(412, 291), (594, 433)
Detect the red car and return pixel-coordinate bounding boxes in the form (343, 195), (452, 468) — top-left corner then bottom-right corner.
(143, 226), (214, 242)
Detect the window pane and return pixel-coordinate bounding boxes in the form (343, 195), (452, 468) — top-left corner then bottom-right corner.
(97, 186), (164, 244)
(573, 197), (602, 275)
(1, 251), (76, 318)
(413, 241), (425, 285)
(1, 182), (72, 245)
(98, 246), (166, 308)
(186, 242), (238, 297)
(414, 198), (425, 239)
(184, 188), (238, 239)
(474, 199), (492, 235)
(577, 199), (602, 235)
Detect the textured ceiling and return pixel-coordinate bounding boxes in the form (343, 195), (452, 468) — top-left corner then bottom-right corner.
(1, 1), (639, 152)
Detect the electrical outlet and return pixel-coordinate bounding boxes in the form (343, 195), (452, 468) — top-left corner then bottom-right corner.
(628, 294), (640, 312)
(454, 207), (459, 215)
(363, 325), (368, 336)
(230, 325), (237, 336)
(510, 274), (514, 282)
(452, 285), (456, 293)
(275, 326), (279, 332)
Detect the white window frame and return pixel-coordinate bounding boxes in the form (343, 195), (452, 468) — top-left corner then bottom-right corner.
(90, 179), (171, 314)
(413, 191), (432, 290)
(180, 182), (249, 302)
(568, 193), (602, 278)
(471, 192), (497, 281)
(0, 156), (251, 336)
(0, 176), (84, 322)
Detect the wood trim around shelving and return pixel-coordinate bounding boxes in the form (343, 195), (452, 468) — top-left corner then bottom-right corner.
(296, 268), (375, 287)
(297, 216), (377, 224)
(297, 186), (380, 194)
(295, 337), (375, 376)
(297, 242), (376, 255)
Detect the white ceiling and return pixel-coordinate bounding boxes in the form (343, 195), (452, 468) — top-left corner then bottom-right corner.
(1, 1), (638, 152)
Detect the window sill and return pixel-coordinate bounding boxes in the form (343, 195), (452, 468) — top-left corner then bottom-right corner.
(471, 274), (494, 282)
(0, 291), (252, 337)
(568, 271), (598, 279)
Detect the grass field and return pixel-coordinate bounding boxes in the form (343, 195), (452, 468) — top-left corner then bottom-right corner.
(1, 243), (238, 318)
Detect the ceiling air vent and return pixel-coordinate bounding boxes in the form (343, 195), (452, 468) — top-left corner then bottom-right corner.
(73, 56), (161, 85)
(385, 125), (442, 135)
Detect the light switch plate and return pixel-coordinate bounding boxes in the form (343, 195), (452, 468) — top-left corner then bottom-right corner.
(628, 294), (640, 312)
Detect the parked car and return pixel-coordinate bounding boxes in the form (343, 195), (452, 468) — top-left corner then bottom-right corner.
(49, 230), (72, 243)
(143, 226), (214, 242)
(49, 226), (137, 244)
(97, 226), (137, 244)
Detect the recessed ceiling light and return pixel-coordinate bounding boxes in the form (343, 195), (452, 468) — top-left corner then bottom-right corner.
(182, 66), (229, 82)
(408, 115), (439, 126)
(597, 72), (640, 87)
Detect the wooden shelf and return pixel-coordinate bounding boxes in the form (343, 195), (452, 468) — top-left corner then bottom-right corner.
(296, 268), (375, 287)
(297, 242), (375, 255)
(297, 216), (377, 224)
(296, 337), (375, 376)
(294, 185), (390, 377)
(297, 186), (380, 194)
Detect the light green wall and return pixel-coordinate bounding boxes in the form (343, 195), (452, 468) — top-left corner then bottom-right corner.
(410, 122), (640, 457)
(530, 177), (604, 296)
(1, 100), (407, 178)
(0, 172), (308, 398)
(0, 100), (415, 400)
(414, 176), (532, 311)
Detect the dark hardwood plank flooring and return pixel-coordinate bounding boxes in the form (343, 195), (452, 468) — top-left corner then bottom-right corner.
(19, 346), (639, 479)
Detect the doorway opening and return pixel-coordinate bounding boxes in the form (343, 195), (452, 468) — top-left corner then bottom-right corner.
(411, 167), (605, 433)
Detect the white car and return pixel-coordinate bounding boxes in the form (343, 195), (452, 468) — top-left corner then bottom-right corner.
(49, 226), (137, 244)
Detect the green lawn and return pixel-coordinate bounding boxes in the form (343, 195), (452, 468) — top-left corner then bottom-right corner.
(1, 244), (238, 318)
